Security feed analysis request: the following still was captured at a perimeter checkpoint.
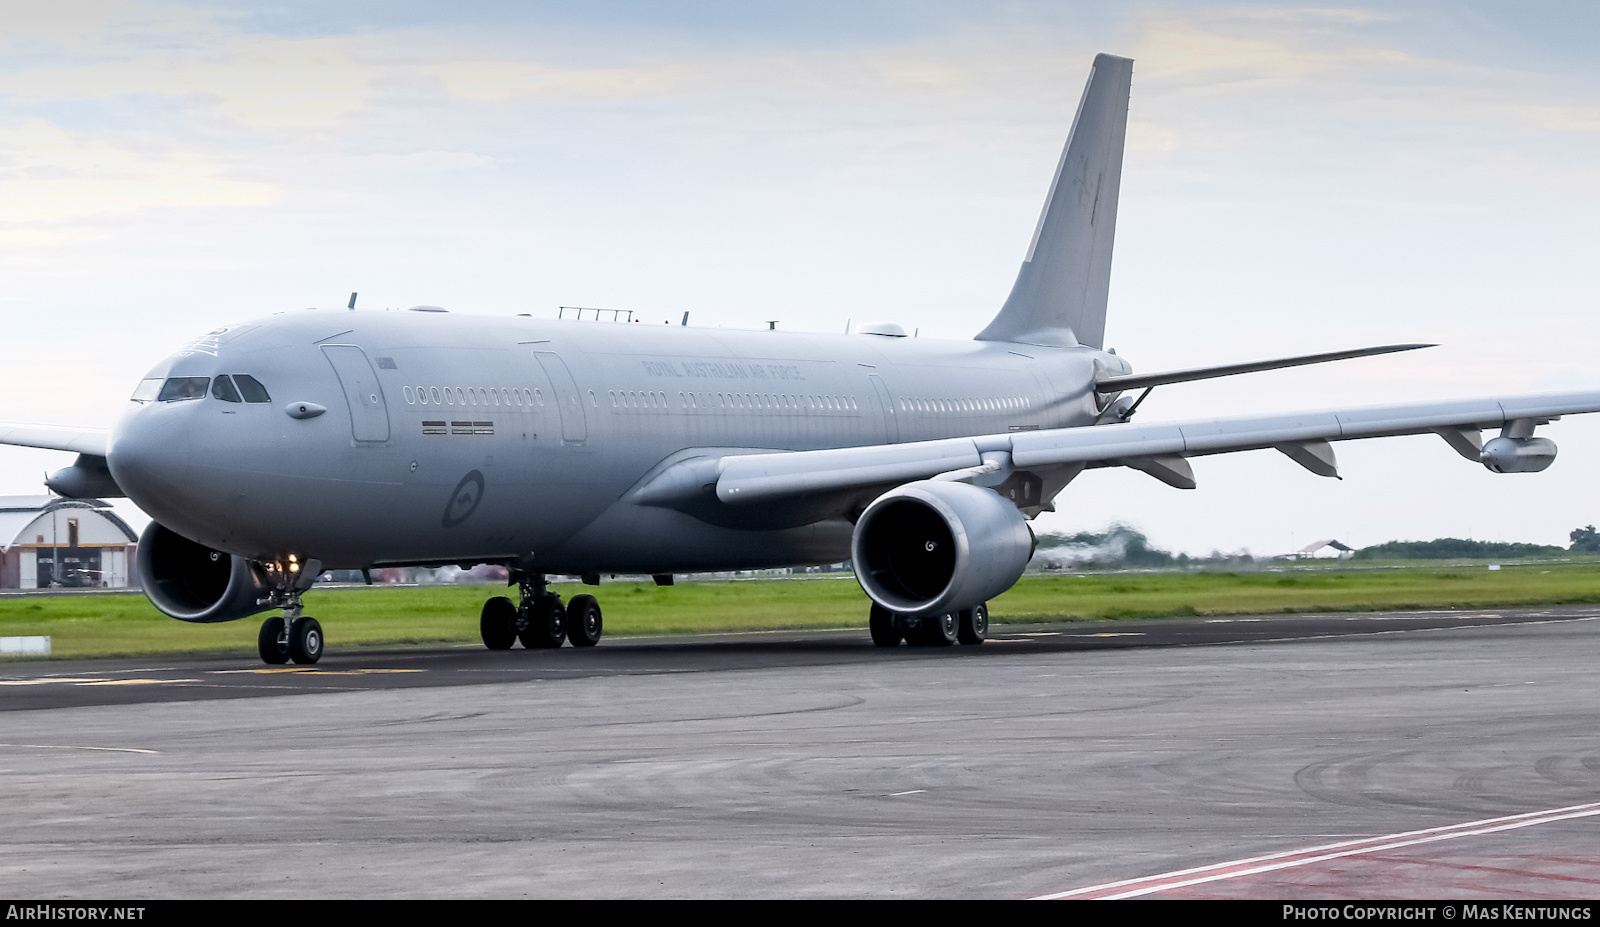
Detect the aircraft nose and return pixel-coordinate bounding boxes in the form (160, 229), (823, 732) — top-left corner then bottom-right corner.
(107, 402), (196, 521)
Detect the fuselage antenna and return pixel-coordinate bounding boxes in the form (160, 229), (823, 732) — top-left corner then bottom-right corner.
(347, 292), (358, 310)
(682, 311), (690, 327)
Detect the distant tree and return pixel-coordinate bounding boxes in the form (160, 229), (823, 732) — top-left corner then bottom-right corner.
(1354, 538), (1566, 560)
(1571, 525), (1600, 554)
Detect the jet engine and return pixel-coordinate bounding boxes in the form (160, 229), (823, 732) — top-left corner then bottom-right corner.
(136, 522), (276, 623)
(851, 480), (1035, 619)
(1480, 436), (1557, 474)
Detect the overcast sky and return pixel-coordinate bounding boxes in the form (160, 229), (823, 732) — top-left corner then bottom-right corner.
(3, 1), (1598, 557)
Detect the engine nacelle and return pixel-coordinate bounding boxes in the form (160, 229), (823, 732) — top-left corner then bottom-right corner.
(851, 480), (1035, 619)
(136, 522), (276, 623)
(1480, 436), (1557, 474)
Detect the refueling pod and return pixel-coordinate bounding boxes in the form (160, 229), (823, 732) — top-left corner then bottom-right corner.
(136, 522), (277, 624)
(44, 454), (124, 499)
(1480, 436), (1557, 474)
(851, 480), (1035, 619)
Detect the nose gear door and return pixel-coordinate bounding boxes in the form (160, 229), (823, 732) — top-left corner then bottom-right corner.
(321, 345), (390, 442)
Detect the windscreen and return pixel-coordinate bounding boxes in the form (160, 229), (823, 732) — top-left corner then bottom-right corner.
(157, 377), (210, 402)
(129, 378), (163, 402)
(233, 375), (271, 403)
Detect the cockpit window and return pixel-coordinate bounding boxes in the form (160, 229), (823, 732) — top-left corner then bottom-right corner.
(233, 374), (271, 403)
(130, 378), (163, 402)
(157, 377), (210, 402)
(211, 375), (243, 403)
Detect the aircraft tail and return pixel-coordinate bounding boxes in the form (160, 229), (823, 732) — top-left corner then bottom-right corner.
(976, 53), (1132, 349)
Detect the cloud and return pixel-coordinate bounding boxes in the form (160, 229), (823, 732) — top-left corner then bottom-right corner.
(0, 121), (278, 223)
(3, 35), (375, 131)
(423, 59), (708, 104)
(1, 0), (376, 132)
(0, 0), (161, 54)
(1511, 103), (1600, 133)
(1131, 6), (1412, 84)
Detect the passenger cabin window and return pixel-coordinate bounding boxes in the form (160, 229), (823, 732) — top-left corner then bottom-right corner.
(157, 377), (209, 402)
(233, 375), (272, 403)
(130, 378), (163, 402)
(212, 375), (243, 403)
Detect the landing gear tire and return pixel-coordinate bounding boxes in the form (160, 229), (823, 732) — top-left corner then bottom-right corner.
(258, 616), (289, 664)
(957, 603), (988, 645)
(869, 604), (902, 647)
(288, 616), (323, 664)
(925, 612), (958, 647)
(480, 596), (518, 650)
(566, 594), (602, 647)
(519, 598), (567, 649)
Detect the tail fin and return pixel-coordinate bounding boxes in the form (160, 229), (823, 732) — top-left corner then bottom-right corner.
(976, 53), (1132, 349)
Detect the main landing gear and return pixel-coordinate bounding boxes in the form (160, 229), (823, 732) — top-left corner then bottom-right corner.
(480, 572), (603, 651)
(869, 602), (987, 648)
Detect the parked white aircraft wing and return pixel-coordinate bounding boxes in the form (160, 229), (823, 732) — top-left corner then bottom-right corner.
(714, 390), (1600, 505)
(0, 423), (108, 457)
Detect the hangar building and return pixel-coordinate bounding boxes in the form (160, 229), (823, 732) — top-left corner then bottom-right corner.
(0, 496), (139, 589)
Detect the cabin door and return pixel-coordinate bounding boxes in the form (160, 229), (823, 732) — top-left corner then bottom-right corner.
(321, 345), (391, 442)
(533, 352), (588, 445)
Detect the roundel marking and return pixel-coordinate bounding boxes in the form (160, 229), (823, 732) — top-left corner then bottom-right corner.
(442, 470), (486, 528)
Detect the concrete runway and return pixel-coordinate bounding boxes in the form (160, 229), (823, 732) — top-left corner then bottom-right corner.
(1, 606), (1598, 898)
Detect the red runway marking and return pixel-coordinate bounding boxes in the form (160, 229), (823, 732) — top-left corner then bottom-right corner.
(1035, 801), (1600, 899)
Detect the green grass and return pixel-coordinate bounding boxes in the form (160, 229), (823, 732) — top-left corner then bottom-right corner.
(990, 560), (1600, 623)
(5, 560), (1600, 660)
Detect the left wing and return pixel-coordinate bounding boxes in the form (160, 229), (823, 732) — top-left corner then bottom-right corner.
(0, 423), (121, 498)
(0, 423), (109, 457)
(680, 390), (1600, 507)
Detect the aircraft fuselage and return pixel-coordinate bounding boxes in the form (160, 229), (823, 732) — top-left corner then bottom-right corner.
(109, 309), (1118, 575)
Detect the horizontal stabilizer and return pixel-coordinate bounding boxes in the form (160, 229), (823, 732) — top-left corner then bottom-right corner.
(0, 422), (108, 457)
(1096, 344), (1434, 393)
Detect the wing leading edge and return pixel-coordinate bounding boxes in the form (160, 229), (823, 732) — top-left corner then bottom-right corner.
(694, 390), (1600, 507)
(0, 423), (108, 457)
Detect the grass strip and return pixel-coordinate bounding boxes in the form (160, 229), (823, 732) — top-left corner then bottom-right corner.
(2, 561), (1598, 660)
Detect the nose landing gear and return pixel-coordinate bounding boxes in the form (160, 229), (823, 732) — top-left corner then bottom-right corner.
(254, 558), (325, 665)
(257, 613), (324, 664)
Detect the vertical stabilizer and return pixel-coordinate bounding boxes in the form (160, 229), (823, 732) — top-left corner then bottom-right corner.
(975, 54), (1132, 349)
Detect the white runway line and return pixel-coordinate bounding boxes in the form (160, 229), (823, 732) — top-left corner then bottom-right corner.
(1034, 800), (1600, 899)
(0, 743), (159, 755)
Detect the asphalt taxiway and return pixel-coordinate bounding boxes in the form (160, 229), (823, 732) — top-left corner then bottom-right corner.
(1, 606), (1597, 898)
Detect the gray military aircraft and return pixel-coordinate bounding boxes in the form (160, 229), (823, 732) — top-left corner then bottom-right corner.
(5, 54), (1598, 664)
